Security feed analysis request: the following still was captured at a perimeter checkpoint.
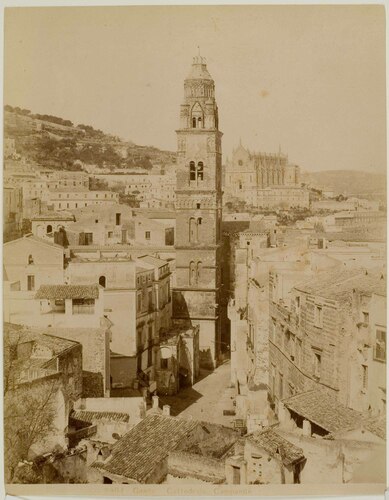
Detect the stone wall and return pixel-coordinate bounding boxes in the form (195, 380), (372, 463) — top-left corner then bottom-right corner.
(168, 451), (225, 483)
(277, 428), (386, 484)
(57, 328), (109, 397)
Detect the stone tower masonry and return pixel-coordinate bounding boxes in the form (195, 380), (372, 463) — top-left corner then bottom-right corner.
(172, 55), (223, 369)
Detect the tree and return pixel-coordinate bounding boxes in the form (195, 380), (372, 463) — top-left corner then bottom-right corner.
(314, 222), (325, 233)
(4, 380), (59, 482)
(21, 219), (32, 236)
(3, 328), (60, 483)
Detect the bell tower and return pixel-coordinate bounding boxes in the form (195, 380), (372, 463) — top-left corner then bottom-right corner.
(173, 55), (223, 369)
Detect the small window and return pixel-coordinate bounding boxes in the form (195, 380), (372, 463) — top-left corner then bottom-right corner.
(278, 372), (283, 399)
(362, 312), (369, 324)
(196, 203), (201, 209)
(192, 117), (196, 128)
(313, 352), (321, 378)
(145, 231), (151, 240)
(27, 275), (35, 291)
(362, 365), (368, 390)
(161, 358), (168, 369)
(99, 276), (106, 288)
(314, 305), (323, 327)
(108, 231), (113, 238)
(190, 161), (196, 181)
(197, 162), (204, 181)
(47, 225), (52, 234)
(374, 329), (386, 361)
(28, 255), (34, 265)
(116, 213), (121, 225)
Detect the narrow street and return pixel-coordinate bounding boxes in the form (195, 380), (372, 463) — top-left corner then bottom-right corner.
(159, 360), (237, 427)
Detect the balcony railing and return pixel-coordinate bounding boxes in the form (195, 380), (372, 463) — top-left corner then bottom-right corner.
(72, 304), (95, 315)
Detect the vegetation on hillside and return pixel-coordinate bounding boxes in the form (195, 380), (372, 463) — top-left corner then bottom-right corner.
(4, 105), (174, 171)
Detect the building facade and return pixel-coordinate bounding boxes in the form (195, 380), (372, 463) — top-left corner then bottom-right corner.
(173, 56), (223, 368)
(269, 268), (386, 416)
(224, 143), (308, 209)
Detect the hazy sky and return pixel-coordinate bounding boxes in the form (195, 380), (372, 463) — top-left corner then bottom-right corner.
(4, 5), (386, 173)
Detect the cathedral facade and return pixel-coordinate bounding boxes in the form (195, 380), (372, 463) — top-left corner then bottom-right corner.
(224, 143), (309, 209)
(172, 56), (223, 369)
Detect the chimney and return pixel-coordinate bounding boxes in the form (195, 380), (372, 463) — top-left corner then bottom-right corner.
(152, 395), (159, 409)
(163, 405), (171, 416)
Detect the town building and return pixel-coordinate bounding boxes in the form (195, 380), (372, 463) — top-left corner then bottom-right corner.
(63, 205), (134, 246)
(3, 234), (65, 293)
(4, 322), (83, 480)
(123, 170), (176, 208)
(276, 390), (386, 483)
(67, 249), (173, 391)
(226, 427), (306, 484)
(49, 189), (119, 211)
(172, 55), (223, 369)
(269, 268), (386, 415)
(91, 413), (240, 484)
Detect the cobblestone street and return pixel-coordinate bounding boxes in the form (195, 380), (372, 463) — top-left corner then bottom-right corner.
(159, 360), (236, 427)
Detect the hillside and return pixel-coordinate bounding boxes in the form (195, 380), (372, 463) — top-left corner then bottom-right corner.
(301, 169), (386, 197)
(4, 106), (176, 170)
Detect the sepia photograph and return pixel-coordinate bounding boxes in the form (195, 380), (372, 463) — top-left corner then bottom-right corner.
(2, 3), (387, 496)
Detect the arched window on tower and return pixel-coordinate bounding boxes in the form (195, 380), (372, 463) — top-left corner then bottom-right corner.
(189, 261), (196, 286)
(196, 217), (202, 241)
(196, 261), (202, 283)
(197, 162), (204, 181)
(190, 161), (196, 181)
(191, 102), (204, 130)
(28, 254), (34, 265)
(189, 218), (197, 243)
(99, 276), (106, 288)
(47, 224), (53, 234)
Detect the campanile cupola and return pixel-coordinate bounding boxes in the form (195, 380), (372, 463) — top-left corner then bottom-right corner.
(180, 55), (219, 130)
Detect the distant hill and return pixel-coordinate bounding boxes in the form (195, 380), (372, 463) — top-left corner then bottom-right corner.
(301, 169), (386, 197)
(4, 105), (176, 170)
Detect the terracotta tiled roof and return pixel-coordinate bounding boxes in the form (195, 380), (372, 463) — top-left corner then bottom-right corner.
(363, 415), (386, 440)
(72, 410), (129, 423)
(247, 427), (305, 466)
(31, 212), (74, 221)
(294, 269), (386, 301)
(138, 255), (168, 268)
(35, 284), (99, 300)
(92, 414), (198, 482)
(283, 390), (363, 434)
(4, 323), (79, 356)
